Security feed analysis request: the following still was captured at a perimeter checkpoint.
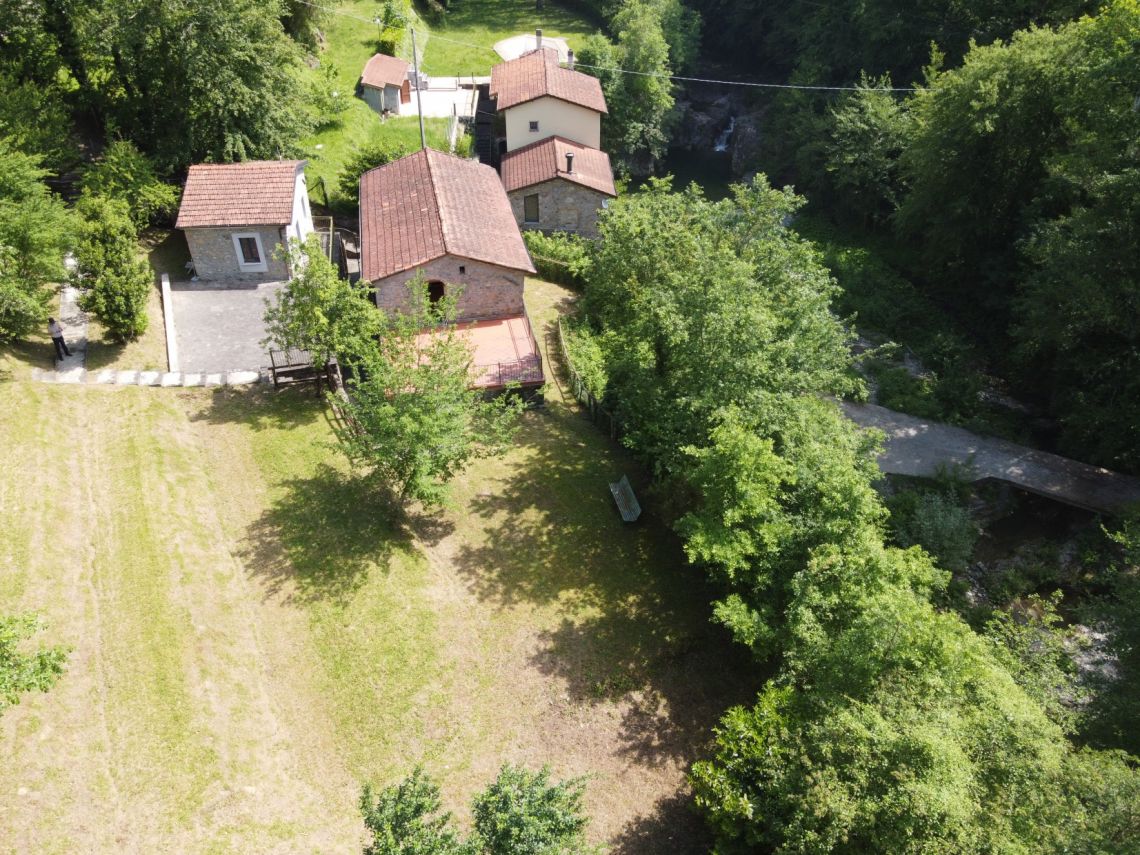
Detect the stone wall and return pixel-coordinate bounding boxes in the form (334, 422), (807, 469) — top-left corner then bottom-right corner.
(185, 226), (290, 282)
(508, 179), (608, 237)
(372, 255), (526, 320)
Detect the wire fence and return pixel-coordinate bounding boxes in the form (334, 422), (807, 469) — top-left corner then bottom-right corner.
(556, 318), (622, 440)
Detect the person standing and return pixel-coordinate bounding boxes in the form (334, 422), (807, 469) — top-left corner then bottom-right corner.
(48, 317), (71, 360)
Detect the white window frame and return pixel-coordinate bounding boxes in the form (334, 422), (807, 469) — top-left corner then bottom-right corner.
(232, 232), (268, 273)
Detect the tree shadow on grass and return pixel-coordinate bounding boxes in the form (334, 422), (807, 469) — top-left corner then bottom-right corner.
(609, 791), (712, 855)
(240, 462), (418, 606)
(188, 385), (328, 432)
(450, 406), (766, 762)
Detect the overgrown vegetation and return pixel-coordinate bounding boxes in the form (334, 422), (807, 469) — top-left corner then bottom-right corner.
(521, 231), (592, 289)
(0, 613), (67, 713)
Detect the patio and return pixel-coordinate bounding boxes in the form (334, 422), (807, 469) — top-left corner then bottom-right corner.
(168, 280), (284, 374)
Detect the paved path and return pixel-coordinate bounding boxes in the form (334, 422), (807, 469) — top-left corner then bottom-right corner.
(169, 280), (283, 374)
(54, 285), (88, 379)
(843, 402), (1140, 514)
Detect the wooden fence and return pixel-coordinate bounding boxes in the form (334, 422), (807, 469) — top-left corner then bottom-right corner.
(556, 318), (622, 440)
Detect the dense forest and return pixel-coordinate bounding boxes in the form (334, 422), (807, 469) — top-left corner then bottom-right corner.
(2, 0), (1139, 851)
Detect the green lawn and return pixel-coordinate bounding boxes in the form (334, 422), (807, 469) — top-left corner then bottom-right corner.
(419, 0), (600, 75)
(0, 278), (753, 850)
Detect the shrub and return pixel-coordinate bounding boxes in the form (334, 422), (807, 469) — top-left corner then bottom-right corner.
(889, 490), (978, 573)
(522, 231), (591, 289)
(471, 765), (590, 854)
(79, 141), (178, 228)
(74, 195), (151, 342)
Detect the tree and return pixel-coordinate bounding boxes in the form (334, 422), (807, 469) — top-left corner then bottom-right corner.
(79, 140), (178, 229)
(262, 235), (382, 377)
(0, 139), (71, 341)
(361, 767), (472, 855)
(825, 75), (912, 229)
(471, 765), (590, 854)
(360, 765), (593, 855)
(580, 0), (677, 175)
(338, 140), (412, 204)
(1, 613), (67, 713)
(74, 195), (150, 342)
(80, 0), (311, 171)
(333, 276), (524, 508)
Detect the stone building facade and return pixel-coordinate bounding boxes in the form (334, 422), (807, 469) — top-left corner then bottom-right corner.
(372, 255), (525, 320)
(508, 178), (609, 237)
(184, 226), (291, 282)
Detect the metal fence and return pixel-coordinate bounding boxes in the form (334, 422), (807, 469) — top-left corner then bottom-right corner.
(556, 318), (622, 440)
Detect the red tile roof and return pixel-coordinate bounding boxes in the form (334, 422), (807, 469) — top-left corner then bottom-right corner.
(359, 149), (536, 282)
(361, 53), (410, 89)
(500, 136), (617, 196)
(176, 160), (303, 228)
(490, 48), (607, 113)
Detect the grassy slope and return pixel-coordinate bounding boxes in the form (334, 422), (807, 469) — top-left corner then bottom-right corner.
(0, 279), (752, 850)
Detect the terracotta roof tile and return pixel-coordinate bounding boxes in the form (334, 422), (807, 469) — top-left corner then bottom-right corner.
(500, 136), (616, 196)
(359, 149), (535, 282)
(175, 160), (303, 228)
(490, 48), (607, 113)
(361, 53), (410, 89)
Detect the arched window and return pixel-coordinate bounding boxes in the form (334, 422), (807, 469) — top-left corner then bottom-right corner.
(427, 280), (445, 303)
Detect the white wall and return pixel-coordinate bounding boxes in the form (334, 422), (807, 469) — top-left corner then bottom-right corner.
(504, 97), (601, 151)
(289, 169), (314, 245)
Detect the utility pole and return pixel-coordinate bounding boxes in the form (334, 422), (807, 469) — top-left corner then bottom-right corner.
(411, 27), (427, 151)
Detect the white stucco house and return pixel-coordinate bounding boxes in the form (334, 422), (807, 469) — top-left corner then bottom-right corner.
(175, 160), (313, 282)
(489, 47), (608, 152)
(360, 53), (412, 116)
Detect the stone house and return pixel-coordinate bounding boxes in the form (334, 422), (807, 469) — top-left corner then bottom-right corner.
(359, 148), (544, 393)
(489, 47), (607, 152)
(175, 160), (313, 282)
(500, 136), (616, 237)
(360, 53), (411, 116)
(359, 148), (535, 320)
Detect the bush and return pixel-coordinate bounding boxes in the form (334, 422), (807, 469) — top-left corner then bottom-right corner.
(74, 195), (151, 342)
(889, 489), (978, 573)
(471, 765), (589, 854)
(522, 231), (591, 289)
(80, 141), (178, 228)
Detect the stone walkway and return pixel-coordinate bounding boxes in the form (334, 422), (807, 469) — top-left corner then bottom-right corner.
(843, 402), (1140, 515)
(34, 283), (263, 387)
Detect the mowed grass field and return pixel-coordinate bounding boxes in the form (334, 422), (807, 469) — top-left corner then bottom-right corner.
(0, 280), (755, 852)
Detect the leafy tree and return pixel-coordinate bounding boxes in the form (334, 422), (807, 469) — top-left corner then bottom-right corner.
(0, 72), (75, 171)
(825, 75), (912, 229)
(81, 0), (311, 171)
(338, 140), (412, 204)
(986, 592), (1088, 733)
(580, 0), (677, 174)
(471, 765), (589, 854)
(79, 140), (178, 228)
(361, 767), (472, 855)
(74, 195), (150, 342)
(263, 236), (381, 377)
(0, 139), (71, 340)
(333, 277), (524, 508)
(1, 613), (67, 713)
(280, 0), (328, 48)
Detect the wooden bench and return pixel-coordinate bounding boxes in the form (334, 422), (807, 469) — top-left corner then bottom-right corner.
(609, 475), (642, 522)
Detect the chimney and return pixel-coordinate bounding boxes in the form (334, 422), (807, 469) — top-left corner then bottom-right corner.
(535, 28), (542, 50)
(565, 151), (574, 174)
(567, 49), (575, 70)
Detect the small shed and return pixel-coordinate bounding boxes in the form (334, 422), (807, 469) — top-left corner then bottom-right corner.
(361, 53), (412, 116)
(175, 160), (314, 282)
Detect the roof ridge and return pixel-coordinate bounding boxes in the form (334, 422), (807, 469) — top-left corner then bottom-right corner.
(423, 149), (451, 256)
